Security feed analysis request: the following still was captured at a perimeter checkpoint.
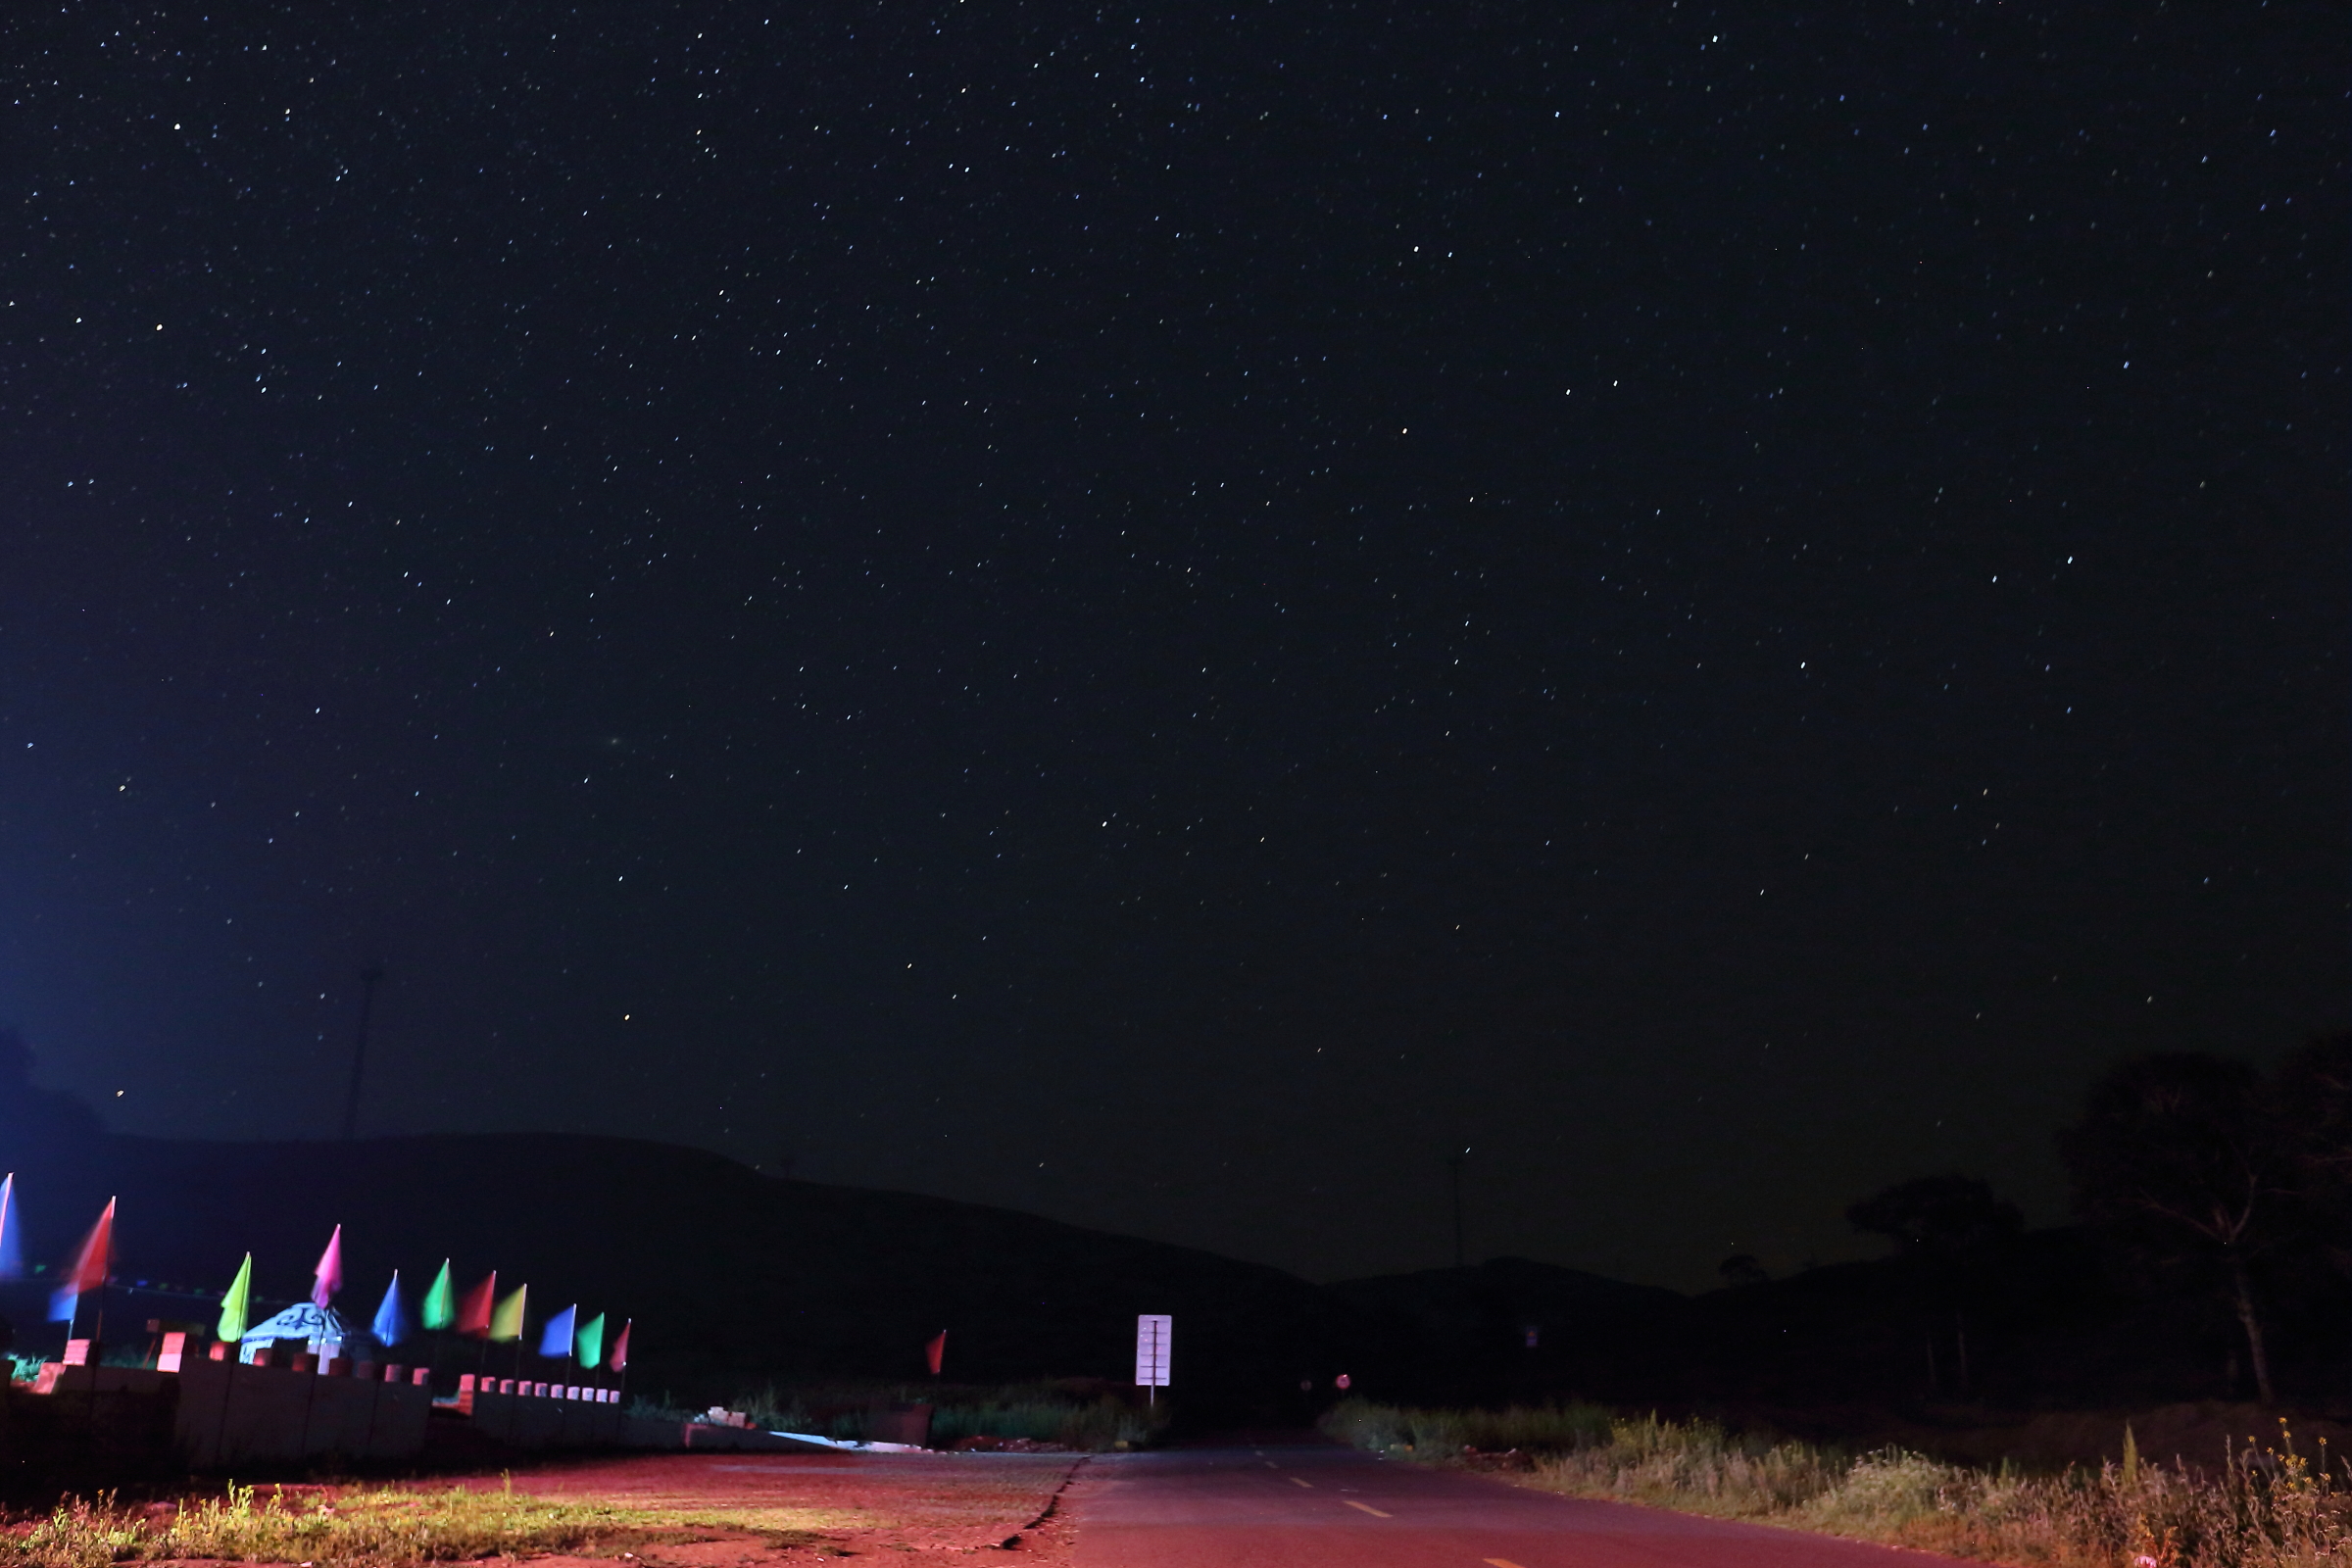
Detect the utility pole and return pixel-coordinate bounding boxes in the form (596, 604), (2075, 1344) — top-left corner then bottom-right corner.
(1446, 1147), (1470, 1269)
(340, 965), (385, 1140)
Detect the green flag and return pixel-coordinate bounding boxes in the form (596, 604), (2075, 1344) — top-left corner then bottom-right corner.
(217, 1252), (253, 1343)
(488, 1283), (528, 1343)
(420, 1259), (456, 1331)
(574, 1311), (606, 1371)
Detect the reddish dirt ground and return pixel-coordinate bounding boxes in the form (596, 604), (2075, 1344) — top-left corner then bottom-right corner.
(490, 1449), (1087, 1561)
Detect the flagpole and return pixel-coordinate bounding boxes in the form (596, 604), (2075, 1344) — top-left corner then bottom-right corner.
(359, 1354), (382, 1459)
(84, 1275), (103, 1428)
(211, 1347), (238, 1467)
(84, 1215), (115, 1430)
(210, 1253), (252, 1467)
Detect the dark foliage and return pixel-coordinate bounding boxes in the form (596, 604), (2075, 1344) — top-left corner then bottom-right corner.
(2272, 1033), (2352, 1263)
(1718, 1254), (1771, 1288)
(2056, 1052), (2303, 1403)
(1848, 1175), (2023, 1265)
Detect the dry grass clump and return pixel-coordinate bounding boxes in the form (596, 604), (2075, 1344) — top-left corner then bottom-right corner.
(1323, 1398), (2352, 1567)
(3, 1478), (829, 1568)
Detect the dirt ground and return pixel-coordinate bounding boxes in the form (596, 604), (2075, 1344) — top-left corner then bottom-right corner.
(483, 1449), (1087, 1561)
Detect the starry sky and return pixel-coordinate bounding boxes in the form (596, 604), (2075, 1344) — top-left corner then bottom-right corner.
(0, 0), (2342, 1293)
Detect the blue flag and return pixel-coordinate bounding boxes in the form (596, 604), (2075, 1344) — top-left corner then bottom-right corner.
(538, 1302), (577, 1360)
(0, 1174), (21, 1279)
(371, 1270), (412, 1348)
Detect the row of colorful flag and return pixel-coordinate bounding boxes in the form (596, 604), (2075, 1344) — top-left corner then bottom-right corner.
(8, 1182), (629, 1371)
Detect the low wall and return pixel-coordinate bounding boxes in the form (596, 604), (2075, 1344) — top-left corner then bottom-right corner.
(172, 1358), (433, 1468)
(460, 1380), (625, 1449)
(25, 1360), (828, 1466)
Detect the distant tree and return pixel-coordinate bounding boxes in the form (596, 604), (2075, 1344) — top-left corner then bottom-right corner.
(1848, 1175), (2023, 1264)
(2270, 1033), (2352, 1392)
(2272, 1033), (2352, 1228)
(2056, 1053), (2289, 1404)
(1718, 1253), (1770, 1288)
(1848, 1174), (2021, 1396)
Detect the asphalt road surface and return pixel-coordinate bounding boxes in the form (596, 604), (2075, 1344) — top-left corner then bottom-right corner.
(1068, 1438), (1970, 1568)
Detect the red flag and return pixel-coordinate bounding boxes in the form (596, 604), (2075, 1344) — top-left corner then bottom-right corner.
(64, 1200), (114, 1294)
(310, 1224), (344, 1308)
(456, 1271), (497, 1338)
(924, 1331), (947, 1377)
(606, 1318), (631, 1372)
(47, 1198), (115, 1324)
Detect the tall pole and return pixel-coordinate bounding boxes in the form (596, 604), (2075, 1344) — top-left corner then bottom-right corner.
(1446, 1147), (1469, 1270)
(340, 965), (385, 1140)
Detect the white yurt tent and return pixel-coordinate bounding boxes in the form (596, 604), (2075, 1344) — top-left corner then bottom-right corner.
(238, 1300), (351, 1359)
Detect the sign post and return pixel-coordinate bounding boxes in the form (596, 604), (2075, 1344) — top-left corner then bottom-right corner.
(1134, 1314), (1171, 1406)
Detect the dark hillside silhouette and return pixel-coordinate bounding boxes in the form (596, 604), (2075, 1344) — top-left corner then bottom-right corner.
(5, 1029), (2349, 1428)
(0, 1126), (1372, 1419)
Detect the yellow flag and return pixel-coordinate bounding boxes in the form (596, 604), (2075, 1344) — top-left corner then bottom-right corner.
(488, 1283), (528, 1343)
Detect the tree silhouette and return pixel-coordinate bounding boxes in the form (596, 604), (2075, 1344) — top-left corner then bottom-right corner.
(1718, 1253), (1770, 1288)
(1848, 1175), (2022, 1263)
(1848, 1174), (2021, 1396)
(2056, 1053), (2288, 1403)
(2270, 1032), (2352, 1396)
(2272, 1032), (2352, 1219)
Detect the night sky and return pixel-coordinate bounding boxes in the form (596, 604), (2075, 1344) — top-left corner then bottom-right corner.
(2, 1), (2342, 1294)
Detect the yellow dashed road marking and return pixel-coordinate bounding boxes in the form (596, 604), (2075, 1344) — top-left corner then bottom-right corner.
(1485, 1559), (1528, 1567)
(1289, 1476), (1314, 1488)
(1346, 1500), (1393, 1517)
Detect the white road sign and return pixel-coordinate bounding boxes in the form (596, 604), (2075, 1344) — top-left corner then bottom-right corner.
(1134, 1313), (1171, 1388)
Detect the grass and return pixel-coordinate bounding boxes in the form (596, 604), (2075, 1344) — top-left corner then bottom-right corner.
(927, 1395), (1165, 1450)
(0, 1477), (847, 1568)
(729, 1380), (1169, 1451)
(1322, 1398), (2352, 1567)
(1315, 1398), (1615, 1456)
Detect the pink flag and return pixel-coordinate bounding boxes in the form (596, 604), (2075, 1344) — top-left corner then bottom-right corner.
(925, 1331), (947, 1377)
(311, 1224), (344, 1307)
(607, 1318), (631, 1372)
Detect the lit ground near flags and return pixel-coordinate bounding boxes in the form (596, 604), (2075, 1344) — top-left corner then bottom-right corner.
(8, 1451), (1084, 1567)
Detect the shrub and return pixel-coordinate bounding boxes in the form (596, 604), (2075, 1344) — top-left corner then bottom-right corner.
(1321, 1401), (2352, 1567)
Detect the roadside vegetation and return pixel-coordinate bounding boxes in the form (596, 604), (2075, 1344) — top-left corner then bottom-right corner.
(728, 1379), (1169, 1451)
(1323, 1397), (2352, 1566)
(0, 1477), (847, 1568)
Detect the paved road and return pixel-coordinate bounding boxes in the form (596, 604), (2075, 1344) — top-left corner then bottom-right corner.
(1068, 1437), (1968, 1568)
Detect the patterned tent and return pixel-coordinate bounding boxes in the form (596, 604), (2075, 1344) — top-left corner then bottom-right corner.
(239, 1300), (352, 1353)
